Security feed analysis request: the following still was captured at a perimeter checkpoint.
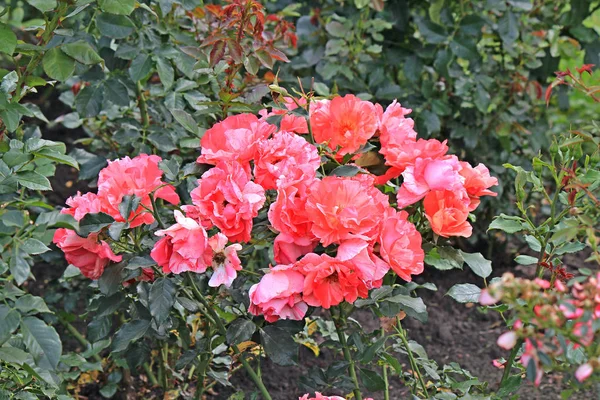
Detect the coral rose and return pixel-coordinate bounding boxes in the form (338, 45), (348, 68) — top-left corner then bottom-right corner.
(249, 264), (308, 323)
(423, 190), (472, 238)
(53, 229), (122, 280)
(205, 233), (242, 288)
(190, 161), (266, 243)
(273, 233), (317, 265)
(310, 94), (379, 157)
(97, 154), (180, 228)
(296, 253), (369, 309)
(151, 210), (209, 274)
(61, 192), (108, 221)
(459, 161), (498, 210)
(377, 138), (448, 184)
(197, 113), (275, 168)
(269, 179), (316, 241)
(299, 394), (345, 400)
(337, 239), (390, 289)
(259, 97), (308, 134)
(254, 130), (320, 190)
(378, 210), (425, 282)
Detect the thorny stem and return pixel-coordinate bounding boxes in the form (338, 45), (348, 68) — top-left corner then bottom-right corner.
(395, 317), (428, 398)
(333, 307), (363, 400)
(185, 273), (273, 400)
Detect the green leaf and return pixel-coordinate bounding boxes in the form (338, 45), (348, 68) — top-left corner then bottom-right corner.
(118, 195), (141, 220)
(156, 57), (175, 89)
(474, 83), (491, 113)
(98, 262), (125, 295)
(159, 158), (179, 181)
(360, 368), (386, 391)
(415, 17), (447, 44)
(226, 319), (256, 345)
(104, 78), (130, 106)
(428, 0), (444, 24)
(33, 148), (79, 169)
(96, 12), (136, 39)
(112, 320), (150, 352)
(61, 41), (103, 65)
(15, 294), (51, 314)
(325, 21), (349, 38)
(386, 294), (427, 318)
(78, 212), (114, 237)
(0, 305), (21, 345)
(447, 283), (481, 303)
(26, 0), (57, 13)
(260, 326), (297, 366)
(75, 84), (104, 118)
(0, 108), (21, 132)
(129, 53), (153, 82)
(16, 171), (52, 190)
(0, 23), (17, 55)
(460, 251), (492, 278)
(514, 255), (538, 265)
(488, 214), (526, 234)
(21, 238), (51, 255)
(425, 247), (464, 270)
(0, 347), (28, 365)
(149, 277), (177, 325)
(98, 0), (135, 15)
(170, 109), (199, 135)
(21, 316), (62, 370)
(331, 165), (361, 177)
(498, 11), (519, 45)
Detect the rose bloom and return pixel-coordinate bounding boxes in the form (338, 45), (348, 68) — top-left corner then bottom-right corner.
(97, 154), (180, 227)
(376, 138), (448, 185)
(378, 209), (425, 282)
(274, 233), (317, 265)
(423, 190), (472, 238)
(254, 130), (320, 190)
(396, 155), (464, 208)
(53, 229), (122, 280)
(305, 175), (389, 247)
(206, 233), (242, 288)
(459, 161), (498, 210)
(61, 192), (108, 221)
(299, 394), (345, 400)
(269, 178), (316, 242)
(296, 253), (369, 309)
(310, 94), (379, 157)
(249, 264), (308, 323)
(259, 97), (308, 134)
(337, 238), (389, 289)
(151, 210), (209, 274)
(190, 161), (266, 243)
(197, 113), (275, 168)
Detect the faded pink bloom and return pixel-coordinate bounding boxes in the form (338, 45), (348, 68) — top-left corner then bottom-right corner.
(459, 162), (498, 210)
(310, 95), (379, 157)
(151, 210), (209, 274)
(396, 155), (464, 208)
(197, 113), (275, 168)
(249, 264), (308, 323)
(479, 289), (500, 306)
(423, 190), (472, 238)
(97, 154), (180, 228)
(378, 209), (424, 282)
(190, 161), (266, 243)
(205, 233), (242, 288)
(575, 363), (594, 382)
(274, 233), (317, 265)
(497, 331), (518, 350)
(254, 130), (320, 190)
(53, 229), (122, 280)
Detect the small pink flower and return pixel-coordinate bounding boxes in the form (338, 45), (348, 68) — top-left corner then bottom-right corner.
(254, 130), (320, 190)
(497, 331), (518, 350)
(310, 95), (379, 157)
(492, 359), (505, 369)
(479, 289), (500, 305)
(299, 393), (345, 400)
(151, 210), (209, 274)
(197, 113), (275, 168)
(575, 363), (594, 382)
(53, 229), (122, 280)
(249, 264), (308, 323)
(206, 233), (242, 288)
(190, 161), (266, 243)
(534, 278), (551, 289)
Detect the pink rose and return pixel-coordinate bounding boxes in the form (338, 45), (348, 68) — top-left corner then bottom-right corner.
(259, 97), (308, 134)
(299, 394), (345, 400)
(378, 210), (424, 282)
(151, 210), (209, 274)
(190, 161), (266, 243)
(377, 138), (448, 183)
(197, 113), (275, 168)
(53, 229), (122, 280)
(62, 192), (107, 221)
(273, 233), (317, 264)
(206, 233), (242, 288)
(268, 180), (316, 242)
(249, 264), (308, 323)
(459, 161), (498, 211)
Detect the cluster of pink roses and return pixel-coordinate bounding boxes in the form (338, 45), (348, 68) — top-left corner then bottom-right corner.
(482, 272), (600, 385)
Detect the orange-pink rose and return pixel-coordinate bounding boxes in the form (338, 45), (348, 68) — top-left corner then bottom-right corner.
(423, 190), (472, 238)
(459, 161), (498, 210)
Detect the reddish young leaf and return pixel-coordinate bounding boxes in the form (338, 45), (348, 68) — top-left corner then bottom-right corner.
(210, 40), (226, 67)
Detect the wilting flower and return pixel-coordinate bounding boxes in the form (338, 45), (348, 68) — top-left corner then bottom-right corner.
(249, 264), (308, 322)
(97, 154), (180, 227)
(423, 190), (472, 238)
(197, 113), (275, 168)
(311, 94), (379, 157)
(151, 210), (209, 274)
(53, 229), (122, 280)
(190, 161), (266, 243)
(206, 233), (242, 288)
(378, 210), (424, 282)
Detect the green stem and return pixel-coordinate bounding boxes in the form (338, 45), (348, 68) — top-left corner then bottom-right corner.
(13, 2), (69, 102)
(136, 81), (150, 129)
(333, 307), (362, 400)
(381, 328), (390, 400)
(149, 193), (165, 229)
(143, 362), (159, 386)
(185, 273), (272, 400)
(59, 318), (102, 363)
(396, 317), (428, 398)
(500, 338), (523, 387)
